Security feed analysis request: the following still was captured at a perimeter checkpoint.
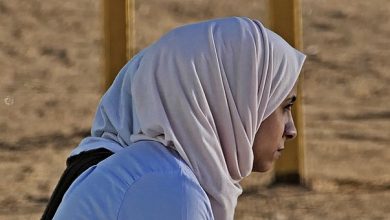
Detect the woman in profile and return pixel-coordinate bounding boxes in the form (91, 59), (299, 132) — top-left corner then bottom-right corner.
(42, 17), (305, 220)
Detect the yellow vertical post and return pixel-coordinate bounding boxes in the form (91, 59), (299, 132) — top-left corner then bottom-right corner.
(125, 0), (136, 60)
(103, 0), (135, 91)
(269, 0), (307, 184)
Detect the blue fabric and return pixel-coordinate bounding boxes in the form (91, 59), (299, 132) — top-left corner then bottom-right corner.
(53, 141), (214, 220)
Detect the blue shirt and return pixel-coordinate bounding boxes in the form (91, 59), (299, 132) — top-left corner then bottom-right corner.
(54, 141), (214, 220)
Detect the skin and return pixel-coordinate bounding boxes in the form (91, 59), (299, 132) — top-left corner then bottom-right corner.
(252, 87), (298, 172)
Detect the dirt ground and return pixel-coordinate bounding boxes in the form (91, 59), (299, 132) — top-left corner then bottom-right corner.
(0, 0), (389, 219)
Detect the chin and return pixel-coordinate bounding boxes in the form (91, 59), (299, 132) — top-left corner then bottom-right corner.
(252, 162), (272, 172)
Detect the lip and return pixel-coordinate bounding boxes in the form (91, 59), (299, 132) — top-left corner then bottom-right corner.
(274, 150), (282, 159)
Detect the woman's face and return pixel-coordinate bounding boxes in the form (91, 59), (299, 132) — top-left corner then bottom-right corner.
(252, 88), (297, 172)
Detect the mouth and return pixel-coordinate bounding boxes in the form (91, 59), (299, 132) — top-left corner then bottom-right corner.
(274, 147), (284, 160)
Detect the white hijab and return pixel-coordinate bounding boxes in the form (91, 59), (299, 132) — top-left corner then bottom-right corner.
(72, 17), (305, 220)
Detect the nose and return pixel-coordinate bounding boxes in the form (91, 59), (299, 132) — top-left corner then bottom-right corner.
(284, 115), (297, 140)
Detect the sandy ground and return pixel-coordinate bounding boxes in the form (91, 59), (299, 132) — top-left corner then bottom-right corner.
(0, 0), (389, 219)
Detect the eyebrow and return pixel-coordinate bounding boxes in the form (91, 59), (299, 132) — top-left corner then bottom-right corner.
(285, 95), (297, 103)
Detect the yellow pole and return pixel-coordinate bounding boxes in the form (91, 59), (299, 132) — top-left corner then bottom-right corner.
(269, 0), (307, 184)
(125, 0), (136, 60)
(103, 0), (135, 91)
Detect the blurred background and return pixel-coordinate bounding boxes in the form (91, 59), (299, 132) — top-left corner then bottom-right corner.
(0, 0), (389, 219)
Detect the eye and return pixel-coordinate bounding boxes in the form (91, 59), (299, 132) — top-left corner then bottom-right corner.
(284, 103), (294, 111)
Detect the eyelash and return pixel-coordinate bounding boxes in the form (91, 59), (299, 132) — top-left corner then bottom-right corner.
(284, 103), (294, 111)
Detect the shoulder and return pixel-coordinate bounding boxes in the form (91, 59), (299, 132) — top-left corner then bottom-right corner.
(113, 141), (213, 219)
(98, 141), (196, 182)
(54, 141), (213, 220)
(117, 169), (214, 220)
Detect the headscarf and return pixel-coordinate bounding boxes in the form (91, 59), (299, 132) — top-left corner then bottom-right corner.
(71, 17), (306, 220)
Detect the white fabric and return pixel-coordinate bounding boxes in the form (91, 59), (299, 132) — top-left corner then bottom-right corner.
(71, 17), (305, 220)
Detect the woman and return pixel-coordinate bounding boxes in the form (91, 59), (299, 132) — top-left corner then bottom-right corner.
(43, 17), (305, 220)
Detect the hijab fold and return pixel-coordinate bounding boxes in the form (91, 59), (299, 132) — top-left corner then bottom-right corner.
(71, 17), (305, 220)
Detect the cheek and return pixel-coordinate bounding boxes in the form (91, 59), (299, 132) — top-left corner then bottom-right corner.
(252, 111), (285, 172)
(268, 112), (286, 140)
(254, 112), (284, 149)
